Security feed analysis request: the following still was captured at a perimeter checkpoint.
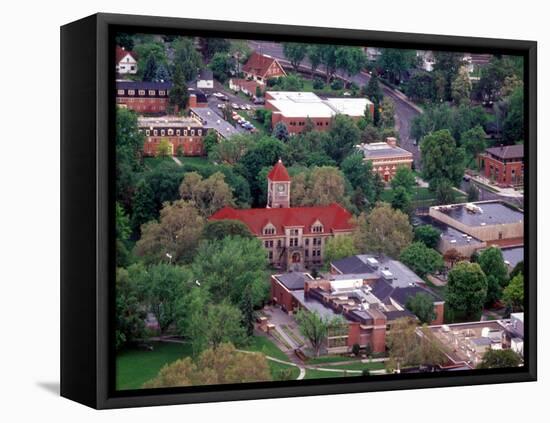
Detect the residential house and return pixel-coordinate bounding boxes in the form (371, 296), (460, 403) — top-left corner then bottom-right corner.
(242, 52), (286, 84)
(116, 46), (138, 75)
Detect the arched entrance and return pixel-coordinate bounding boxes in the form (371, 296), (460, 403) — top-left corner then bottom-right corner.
(291, 252), (301, 263)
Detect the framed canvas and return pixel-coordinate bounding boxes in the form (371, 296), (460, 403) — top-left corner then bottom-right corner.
(60, 13), (537, 409)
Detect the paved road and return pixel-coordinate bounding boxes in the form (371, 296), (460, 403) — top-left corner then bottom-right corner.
(248, 40), (423, 168)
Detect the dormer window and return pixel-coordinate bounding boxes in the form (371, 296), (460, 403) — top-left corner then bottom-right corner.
(311, 221), (324, 233)
(263, 223), (276, 236)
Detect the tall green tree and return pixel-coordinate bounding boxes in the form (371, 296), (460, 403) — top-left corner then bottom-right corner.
(477, 349), (522, 369)
(502, 273), (524, 312)
(203, 302), (247, 349)
(142, 53), (159, 82)
(307, 45), (323, 77)
(172, 37), (202, 81)
(283, 42), (308, 71)
(432, 51), (464, 101)
(318, 45), (340, 83)
(169, 65), (189, 112)
(502, 86), (524, 144)
(377, 49), (416, 84)
(130, 179), (156, 234)
(209, 52), (232, 83)
(336, 47), (366, 87)
(406, 293), (436, 324)
(273, 122), (290, 142)
(115, 265), (146, 349)
(478, 247), (509, 306)
(420, 129), (465, 191)
(446, 262), (488, 320)
(202, 220), (252, 242)
(400, 242), (444, 277)
(354, 202), (413, 258)
(451, 67), (472, 105)
(191, 236), (268, 309)
(341, 153), (381, 210)
(414, 225), (441, 249)
(324, 236), (358, 264)
(461, 125), (487, 167)
(295, 309), (331, 357)
(326, 115), (361, 164)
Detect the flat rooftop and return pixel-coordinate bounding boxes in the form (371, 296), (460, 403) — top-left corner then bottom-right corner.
(415, 216), (485, 247)
(501, 246), (524, 269)
(432, 201), (524, 227)
(189, 107), (238, 138)
(138, 116), (202, 128)
(273, 272), (314, 291)
(266, 91), (372, 118)
(357, 142), (413, 159)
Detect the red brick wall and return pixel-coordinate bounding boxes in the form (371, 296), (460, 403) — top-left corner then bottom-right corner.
(116, 97), (168, 113)
(270, 278), (296, 312)
(346, 321), (386, 353)
(142, 136), (205, 157)
(432, 303), (445, 325)
(482, 156), (523, 186)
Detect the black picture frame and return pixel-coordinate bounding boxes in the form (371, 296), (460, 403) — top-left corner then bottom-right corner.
(60, 12), (537, 409)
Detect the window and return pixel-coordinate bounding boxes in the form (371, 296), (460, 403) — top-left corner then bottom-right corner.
(145, 130), (150, 136)
(198, 129), (202, 136)
(153, 130), (158, 136)
(184, 130), (188, 136)
(168, 129), (174, 136)
(305, 250), (309, 257)
(138, 90), (145, 96)
(191, 129), (195, 136)
(312, 224), (323, 233)
(117, 89), (124, 96)
(176, 130), (181, 136)
(305, 238), (309, 246)
(128, 90), (135, 96)
(263, 226), (276, 235)
(148, 90), (155, 96)
(268, 251), (273, 260)
(277, 240), (282, 248)
(159, 90), (166, 96)
(161, 130), (166, 136)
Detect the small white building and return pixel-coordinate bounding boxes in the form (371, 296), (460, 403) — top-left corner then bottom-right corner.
(116, 46), (137, 75)
(197, 69), (214, 90)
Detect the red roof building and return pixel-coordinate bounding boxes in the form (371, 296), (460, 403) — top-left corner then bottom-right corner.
(209, 160), (354, 271)
(242, 52), (286, 84)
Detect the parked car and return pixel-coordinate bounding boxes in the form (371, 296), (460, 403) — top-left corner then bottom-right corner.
(217, 103), (225, 109)
(232, 103), (239, 109)
(245, 104), (251, 110)
(220, 95), (229, 101)
(253, 97), (265, 105)
(239, 105), (247, 110)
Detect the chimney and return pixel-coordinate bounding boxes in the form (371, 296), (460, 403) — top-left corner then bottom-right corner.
(188, 94), (197, 108)
(386, 137), (397, 147)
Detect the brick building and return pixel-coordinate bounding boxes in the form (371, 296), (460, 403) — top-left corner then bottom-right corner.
(138, 116), (208, 157)
(242, 52), (286, 84)
(269, 254), (444, 354)
(116, 81), (171, 113)
(265, 91), (374, 135)
(357, 138), (414, 182)
(478, 144), (524, 187)
(209, 160), (354, 270)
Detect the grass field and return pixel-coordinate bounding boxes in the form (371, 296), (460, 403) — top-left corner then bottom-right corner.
(307, 355), (360, 365)
(116, 342), (192, 390)
(323, 361), (385, 372)
(242, 335), (289, 361)
(269, 360), (301, 381)
(143, 156), (176, 170)
(304, 369), (353, 379)
(178, 156), (210, 169)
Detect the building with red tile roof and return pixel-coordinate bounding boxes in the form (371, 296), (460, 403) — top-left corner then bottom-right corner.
(242, 52), (286, 84)
(209, 160), (354, 270)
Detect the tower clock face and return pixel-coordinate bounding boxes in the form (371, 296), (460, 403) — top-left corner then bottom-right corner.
(277, 184), (285, 193)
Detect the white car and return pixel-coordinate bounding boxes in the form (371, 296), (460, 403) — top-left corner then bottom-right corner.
(245, 104), (251, 110)
(239, 105), (247, 110)
(232, 103), (239, 109)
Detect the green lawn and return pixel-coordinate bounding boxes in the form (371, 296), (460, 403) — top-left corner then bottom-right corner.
(243, 335), (289, 362)
(304, 369), (354, 379)
(323, 361), (385, 371)
(116, 342), (193, 390)
(143, 156), (176, 170)
(269, 361), (301, 381)
(307, 354), (360, 365)
(178, 156), (211, 169)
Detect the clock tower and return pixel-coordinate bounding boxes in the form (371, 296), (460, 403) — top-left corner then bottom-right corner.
(266, 159), (291, 208)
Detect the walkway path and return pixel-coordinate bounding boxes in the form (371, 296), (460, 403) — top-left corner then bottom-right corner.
(171, 156), (182, 166)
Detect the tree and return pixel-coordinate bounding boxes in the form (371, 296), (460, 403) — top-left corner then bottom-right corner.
(461, 125), (487, 167)
(136, 263), (192, 335)
(363, 73), (383, 105)
(116, 33), (134, 50)
(404, 71), (436, 103)
(341, 153), (381, 210)
(502, 86), (524, 144)
(115, 108), (144, 208)
(168, 65), (189, 112)
(380, 97), (396, 129)
(115, 266), (146, 349)
(420, 129), (465, 191)
(434, 179), (456, 205)
(210, 133), (254, 165)
(203, 302), (247, 349)
(324, 236), (358, 264)
(400, 242), (444, 277)
(134, 41), (167, 79)
(386, 318), (446, 371)
(391, 166), (416, 193)
(283, 42), (308, 71)
(432, 52), (464, 101)
(154, 63), (170, 82)
(135, 200), (205, 264)
(446, 262), (488, 320)
(156, 138), (172, 157)
(179, 171), (234, 217)
(391, 186), (412, 215)
(200, 37), (231, 61)
(130, 179), (156, 234)
(414, 225), (441, 249)
(142, 53), (158, 82)
(502, 273), (524, 312)
(172, 37), (202, 81)
(240, 284), (255, 337)
(209, 52), (232, 83)
(273, 122), (290, 142)
(510, 261), (524, 279)
(336, 47), (366, 87)
(143, 343), (271, 388)
(203, 131), (218, 156)
(473, 56), (522, 103)
(202, 219), (252, 241)
(451, 67), (472, 105)
(377, 49), (416, 84)
(307, 45), (323, 77)
(307, 166), (348, 206)
(295, 309), (331, 357)
(192, 236), (268, 309)
(478, 247), (509, 306)
(354, 202), (413, 258)
(318, 45), (340, 83)
(406, 293), (436, 324)
(326, 115), (361, 164)
(116, 202), (132, 267)
(477, 349), (522, 369)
